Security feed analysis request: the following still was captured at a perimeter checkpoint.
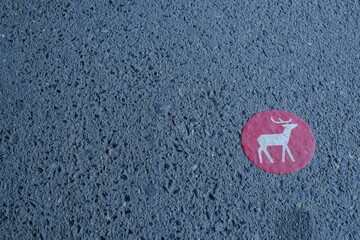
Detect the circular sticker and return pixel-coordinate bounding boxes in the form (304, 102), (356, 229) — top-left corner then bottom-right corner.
(241, 110), (315, 174)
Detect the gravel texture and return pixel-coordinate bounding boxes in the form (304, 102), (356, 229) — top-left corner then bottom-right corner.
(0, 1), (359, 239)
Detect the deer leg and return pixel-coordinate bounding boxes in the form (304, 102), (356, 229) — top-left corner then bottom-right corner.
(282, 145), (286, 162)
(285, 146), (295, 162)
(258, 147), (263, 164)
(263, 148), (274, 163)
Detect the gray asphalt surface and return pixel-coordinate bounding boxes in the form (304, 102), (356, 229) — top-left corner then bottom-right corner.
(0, 1), (359, 239)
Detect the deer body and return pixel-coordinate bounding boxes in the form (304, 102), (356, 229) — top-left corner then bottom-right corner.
(257, 118), (297, 163)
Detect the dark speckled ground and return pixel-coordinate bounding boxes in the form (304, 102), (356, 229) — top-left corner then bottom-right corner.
(0, 1), (359, 239)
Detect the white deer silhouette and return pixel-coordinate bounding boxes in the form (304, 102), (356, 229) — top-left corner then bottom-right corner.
(257, 117), (298, 163)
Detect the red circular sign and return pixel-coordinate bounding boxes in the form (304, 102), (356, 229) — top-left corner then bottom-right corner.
(241, 110), (315, 174)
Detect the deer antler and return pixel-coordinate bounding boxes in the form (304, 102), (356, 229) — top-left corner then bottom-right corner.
(271, 117), (292, 124)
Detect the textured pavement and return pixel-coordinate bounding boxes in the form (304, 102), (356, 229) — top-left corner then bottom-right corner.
(0, 1), (359, 239)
